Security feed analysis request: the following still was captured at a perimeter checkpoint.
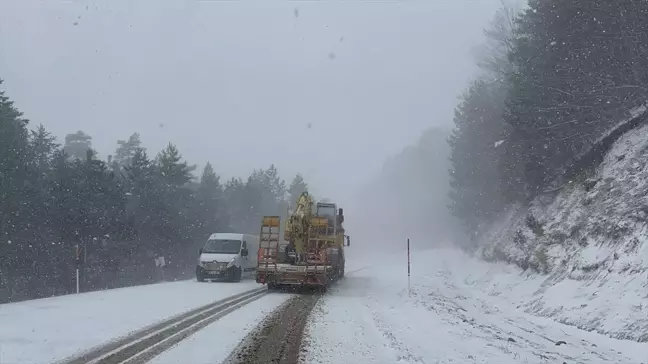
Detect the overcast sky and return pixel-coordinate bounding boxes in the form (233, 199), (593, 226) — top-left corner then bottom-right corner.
(0, 0), (503, 205)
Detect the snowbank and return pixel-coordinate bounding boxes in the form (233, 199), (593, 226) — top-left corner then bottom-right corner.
(480, 123), (648, 342)
(302, 249), (647, 364)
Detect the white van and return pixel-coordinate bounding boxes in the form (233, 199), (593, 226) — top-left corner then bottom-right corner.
(196, 233), (259, 282)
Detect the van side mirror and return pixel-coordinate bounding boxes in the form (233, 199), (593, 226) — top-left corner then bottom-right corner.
(198, 248), (203, 255)
(345, 236), (350, 247)
(241, 248), (248, 257)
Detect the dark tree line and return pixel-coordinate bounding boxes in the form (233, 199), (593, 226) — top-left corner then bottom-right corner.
(448, 2), (648, 239)
(0, 81), (309, 302)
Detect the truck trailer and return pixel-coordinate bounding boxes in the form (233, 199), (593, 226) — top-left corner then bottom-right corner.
(255, 192), (349, 291)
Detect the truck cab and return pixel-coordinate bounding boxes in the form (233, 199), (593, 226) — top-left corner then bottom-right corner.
(196, 233), (259, 282)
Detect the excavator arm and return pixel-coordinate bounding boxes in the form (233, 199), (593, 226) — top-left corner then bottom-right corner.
(285, 192), (313, 254)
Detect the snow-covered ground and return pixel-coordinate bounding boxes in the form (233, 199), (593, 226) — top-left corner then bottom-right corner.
(481, 122), (648, 342)
(0, 279), (262, 364)
(2, 247), (644, 364)
(148, 293), (292, 364)
(302, 248), (647, 364)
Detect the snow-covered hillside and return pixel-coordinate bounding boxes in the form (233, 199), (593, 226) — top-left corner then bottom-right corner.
(480, 123), (648, 342)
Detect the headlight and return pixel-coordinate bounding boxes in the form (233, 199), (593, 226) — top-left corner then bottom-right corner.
(227, 257), (236, 267)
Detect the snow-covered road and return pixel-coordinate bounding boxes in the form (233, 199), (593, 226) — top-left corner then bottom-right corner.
(2, 248), (645, 364)
(0, 279), (264, 364)
(147, 293), (292, 364)
(302, 249), (647, 364)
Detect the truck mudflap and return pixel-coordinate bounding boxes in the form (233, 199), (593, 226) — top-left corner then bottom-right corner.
(256, 262), (346, 288)
(257, 271), (329, 286)
(256, 264), (335, 286)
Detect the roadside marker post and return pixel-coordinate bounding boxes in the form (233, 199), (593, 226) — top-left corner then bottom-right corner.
(75, 244), (80, 294)
(407, 238), (411, 297)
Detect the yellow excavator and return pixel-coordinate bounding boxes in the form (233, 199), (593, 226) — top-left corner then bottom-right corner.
(256, 192), (349, 291)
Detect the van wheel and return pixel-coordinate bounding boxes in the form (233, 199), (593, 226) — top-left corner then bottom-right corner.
(230, 267), (242, 282)
(196, 266), (206, 282)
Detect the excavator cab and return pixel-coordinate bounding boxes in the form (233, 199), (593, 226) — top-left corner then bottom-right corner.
(315, 203), (337, 236)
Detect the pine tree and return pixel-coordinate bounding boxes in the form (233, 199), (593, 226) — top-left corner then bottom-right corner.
(448, 79), (507, 232)
(50, 150), (84, 247)
(125, 148), (155, 189)
(223, 177), (247, 232)
(124, 148), (164, 250)
(264, 164), (287, 203)
(77, 149), (126, 241)
(476, 4), (519, 81)
(246, 168), (274, 217)
(157, 143), (194, 188)
(151, 143), (196, 255)
(503, 0), (648, 196)
(25, 125), (59, 249)
(63, 130), (93, 160)
(29, 124), (58, 172)
(194, 162), (226, 236)
(114, 132), (143, 168)
(0, 79), (30, 244)
(287, 174), (308, 208)
(0, 79), (311, 300)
